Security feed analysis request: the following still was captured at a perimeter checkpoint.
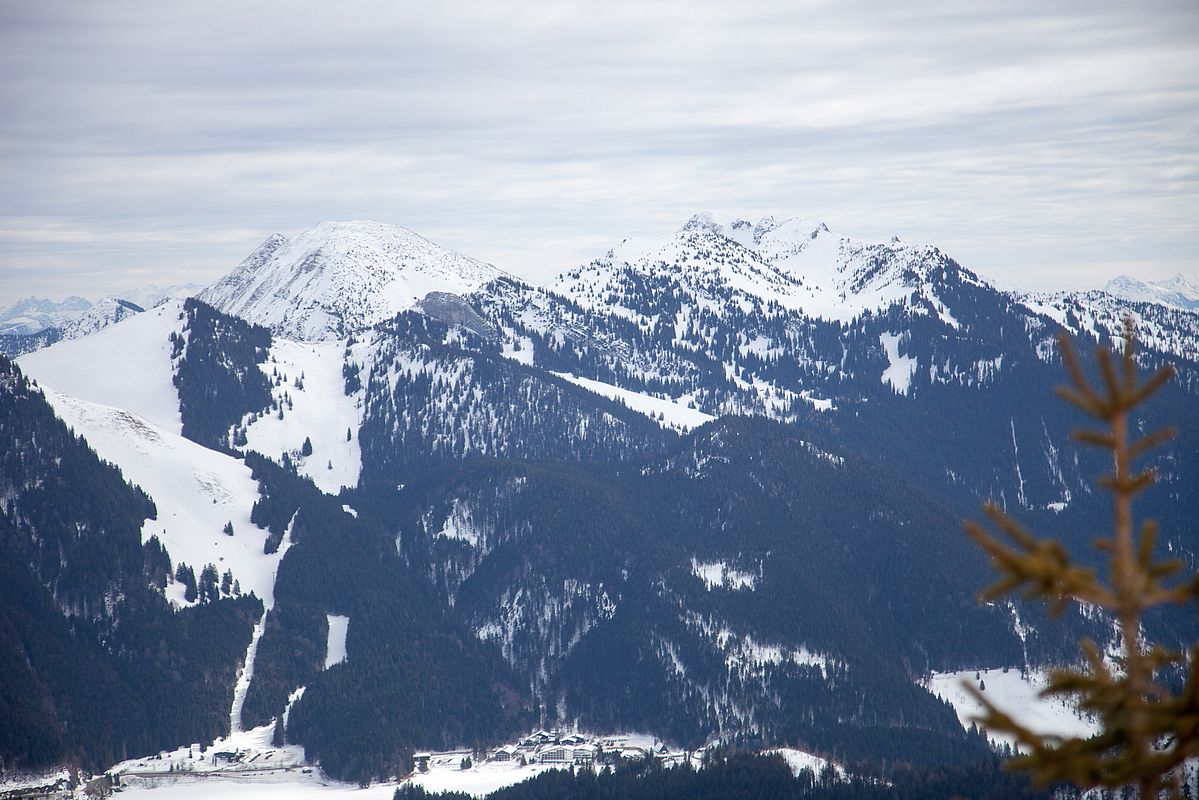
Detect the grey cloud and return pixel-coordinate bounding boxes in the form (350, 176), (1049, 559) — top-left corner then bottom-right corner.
(1, 0), (1197, 302)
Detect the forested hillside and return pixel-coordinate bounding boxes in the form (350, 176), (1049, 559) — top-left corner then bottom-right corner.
(0, 355), (261, 771)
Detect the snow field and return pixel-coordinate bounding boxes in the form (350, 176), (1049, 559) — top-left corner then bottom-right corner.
(18, 299), (186, 433)
(38, 388), (286, 608)
(325, 614), (350, 669)
(243, 337), (365, 494)
(927, 667), (1101, 748)
(117, 776), (396, 800)
(404, 762), (562, 797)
(691, 558), (756, 591)
(766, 748), (845, 780)
(879, 333), (917, 395)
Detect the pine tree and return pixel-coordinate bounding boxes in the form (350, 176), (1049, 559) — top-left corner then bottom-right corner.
(964, 323), (1199, 796)
(175, 563), (197, 602)
(301, 437), (313, 457)
(199, 563), (220, 603)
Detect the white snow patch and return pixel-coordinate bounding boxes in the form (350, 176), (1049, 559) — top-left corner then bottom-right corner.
(324, 614), (349, 669)
(115, 777), (396, 800)
(879, 333), (917, 395)
(501, 335), (535, 365)
(926, 667), (1101, 748)
(767, 748), (845, 780)
(230, 616), (269, 735)
(435, 498), (486, 547)
(403, 763), (562, 798)
(799, 390), (835, 412)
(230, 518), (294, 733)
(691, 558), (756, 591)
(552, 372), (714, 431)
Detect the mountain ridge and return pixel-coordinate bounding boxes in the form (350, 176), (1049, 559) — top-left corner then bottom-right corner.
(4, 212), (1198, 786)
(1104, 272), (1199, 311)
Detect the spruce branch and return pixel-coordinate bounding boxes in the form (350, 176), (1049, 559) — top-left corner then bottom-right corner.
(961, 320), (1199, 797)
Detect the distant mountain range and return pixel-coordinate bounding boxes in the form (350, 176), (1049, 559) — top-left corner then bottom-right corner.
(0, 294), (92, 335)
(0, 283), (201, 356)
(1104, 272), (1199, 311)
(3, 216), (1197, 787)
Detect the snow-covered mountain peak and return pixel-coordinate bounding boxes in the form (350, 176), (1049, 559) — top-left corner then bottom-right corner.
(677, 212), (830, 250)
(0, 295), (93, 335)
(199, 220), (509, 341)
(555, 213), (972, 325)
(1104, 272), (1199, 311)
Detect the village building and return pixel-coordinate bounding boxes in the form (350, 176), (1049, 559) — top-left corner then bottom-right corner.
(490, 744), (519, 762)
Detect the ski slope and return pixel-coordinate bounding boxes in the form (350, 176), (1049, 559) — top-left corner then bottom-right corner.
(38, 388), (287, 608)
(243, 338), (365, 493)
(927, 667), (1101, 748)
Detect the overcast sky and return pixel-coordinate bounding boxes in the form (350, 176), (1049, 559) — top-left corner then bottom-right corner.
(1, 0), (1196, 305)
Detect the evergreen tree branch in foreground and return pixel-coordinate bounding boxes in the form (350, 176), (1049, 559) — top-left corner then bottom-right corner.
(964, 321), (1199, 797)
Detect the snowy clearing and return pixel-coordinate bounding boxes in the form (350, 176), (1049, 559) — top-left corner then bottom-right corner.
(403, 762), (562, 797)
(926, 667), (1101, 748)
(879, 333), (917, 396)
(551, 372), (714, 431)
(244, 337), (364, 493)
(767, 748), (845, 779)
(325, 614), (350, 669)
(691, 558), (756, 591)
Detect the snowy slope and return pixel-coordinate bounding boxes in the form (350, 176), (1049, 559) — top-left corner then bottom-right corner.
(117, 776), (395, 800)
(766, 748), (844, 780)
(200, 221), (509, 341)
(242, 338), (366, 493)
(324, 615), (349, 669)
(18, 300), (185, 433)
(38, 388), (286, 607)
(111, 722), (309, 795)
(926, 667), (1100, 748)
(1016, 289), (1199, 361)
(58, 297), (144, 340)
(551, 372), (714, 432)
